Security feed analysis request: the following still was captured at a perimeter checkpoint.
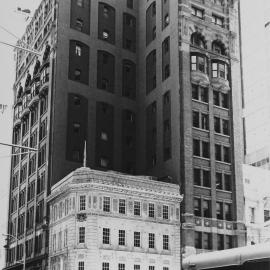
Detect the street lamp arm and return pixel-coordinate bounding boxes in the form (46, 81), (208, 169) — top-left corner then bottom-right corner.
(0, 40), (41, 56)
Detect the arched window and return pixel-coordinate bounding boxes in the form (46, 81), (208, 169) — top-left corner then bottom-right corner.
(212, 40), (227, 56)
(191, 32), (207, 49)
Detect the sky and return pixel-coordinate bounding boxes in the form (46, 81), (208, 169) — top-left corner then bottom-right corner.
(0, 1), (41, 267)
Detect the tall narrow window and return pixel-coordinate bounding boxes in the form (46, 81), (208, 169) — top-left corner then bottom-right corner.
(103, 228), (110, 244)
(103, 197), (110, 212)
(79, 195), (86, 211)
(79, 227), (85, 243)
(134, 232), (141, 247)
(134, 201), (141, 216)
(163, 235), (169, 250)
(149, 233), (155, 248)
(119, 199), (126, 214)
(163, 205), (169, 220)
(119, 230), (126, 246)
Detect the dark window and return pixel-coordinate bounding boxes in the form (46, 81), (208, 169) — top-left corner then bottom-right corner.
(213, 90), (220, 106)
(74, 69), (81, 80)
(193, 168), (201, 186)
(203, 200), (211, 218)
(146, 50), (156, 93)
(119, 199), (126, 214)
(214, 117), (221, 133)
(217, 234), (224, 250)
(134, 232), (140, 247)
(222, 119), (229, 135)
(224, 174), (232, 191)
(216, 202), (223, 220)
(75, 18), (83, 31)
(212, 14), (224, 27)
(148, 233), (155, 248)
(194, 198), (201, 216)
(195, 231), (202, 249)
(134, 201), (141, 216)
(202, 170), (210, 187)
(191, 32), (206, 49)
(163, 235), (169, 250)
(202, 141), (209, 158)
(215, 144), (222, 161)
(79, 227), (85, 243)
(212, 61), (228, 79)
(216, 172), (223, 189)
(103, 197), (110, 212)
(193, 111), (200, 128)
(201, 113), (209, 130)
(191, 6), (204, 19)
(127, 0), (133, 9)
(225, 235), (233, 249)
(203, 233), (212, 249)
(224, 203), (232, 221)
(223, 146), (231, 163)
(193, 139), (200, 156)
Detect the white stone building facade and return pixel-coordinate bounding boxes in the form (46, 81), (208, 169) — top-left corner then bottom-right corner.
(48, 167), (182, 270)
(243, 164), (270, 245)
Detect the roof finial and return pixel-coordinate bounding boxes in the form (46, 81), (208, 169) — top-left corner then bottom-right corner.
(83, 140), (87, 167)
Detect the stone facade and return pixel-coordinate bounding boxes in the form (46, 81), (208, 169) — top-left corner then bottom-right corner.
(48, 167), (182, 270)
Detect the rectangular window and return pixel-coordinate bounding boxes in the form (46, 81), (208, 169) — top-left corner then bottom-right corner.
(194, 198), (201, 216)
(216, 172), (223, 189)
(225, 235), (233, 249)
(212, 14), (224, 27)
(222, 119), (229, 135)
(79, 195), (86, 211)
(192, 84), (199, 100)
(202, 141), (209, 158)
(216, 202), (223, 220)
(264, 210), (270, 222)
(203, 233), (212, 249)
(193, 168), (201, 186)
(224, 174), (232, 191)
(201, 113), (209, 130)
(193, 139), (200, 156)
(163, 205), (169, 220)
(149, 233), (155, 248)
(134, 201), (141, 216)
(163, 235), (169, 250)
(192, 111), (199, 128)
(223, 146), (231, 163)
(134, 232), (141, 247)
(192, 6), (204, 19)
(149, 203), (155, 218)
(103, 196), (111, 212)
(102, 262), (110, 270)
(103, 228), (110, 244)
(149, 267), (155, 270)
(202, 170), (210, 187)
(214, 117), (221, 133)
(134, 266), (140, 270)
(195, 231), (202, 249)
(119, 230), (126, 246)
(215, 144), (222, 161)
(213, 90), (220, 106)
(78, 261), (84, 270)
(225, 203), (232, 221)
(119, 199), (126, 214)
(221, 93), (229, 108)
(127, 0), (133, 9)
(217, 234), (224, 250)
(79, 227), (85, 243)
(203, 200), (211, 218)
(249, 207), (255, 223)
(119, 264), (125, 270)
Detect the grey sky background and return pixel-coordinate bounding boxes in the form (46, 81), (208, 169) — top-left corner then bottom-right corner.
(0, 0), (266, 268)
(0, 1), (41, 267)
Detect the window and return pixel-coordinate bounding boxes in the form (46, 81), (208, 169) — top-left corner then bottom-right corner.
(75, 18), (83, 31)
(38, 144), (46, 167)
(249, 207), (255, 223)
(212, 14), (224, 27)
(163, 205), (169, 220)
(203, 233), (212, 250)
(149, 267), (155, 270)
(194, 168), (210, 187)
(212, 61), (228, 79)
(119, 199), (126, 214)
(217, 234), (224, 250)
(78, 262), (84, 270)
(134, 232), (141, 247)
(119, 230), (126, 246)
(224, 174), (232, 191)
(225, 235), (233, 249)
(191, 6), (204, 19)
(102, 263), (110, 270)
(74, 69), (81, 80)
(163, 235), (169, 250)
(216, 202), (223, 220)
(191, 32), (206, 49)
(222, 119), (229, 135)
(119, 264), (125, 270)
(134, 266), (140, 270)
(201, 113), (209, 130)
(103, 228), (110, 244)
(75, 45), (82, 56)
(203, 200), (211, 218)
(103, 197), (110, 212)
(134, 201), (141, 216)
(102, 30), (109, 40)
(149, 203), (155, 218)
(195, 231), (202, 249)
(192, 85), (209, 103)
(191, 54), (208, 73)
(76, 0), (83, 7)
(79, 195), (86, 211)
(152, 2), (156, 16)
(215, 144), (222, 161)
(149, 233), (155, 248)
(216, 172), (223, 189)
(224, 203), (232, 221)
(127, 0), (133, 9)
(79, 227), (85, 243)
(192, 111), (199, 128)
(223, 146), (231, 163)
(100, 157), (109, 168)
(202, 141), (210, 158)
(264, 210), (270, 222)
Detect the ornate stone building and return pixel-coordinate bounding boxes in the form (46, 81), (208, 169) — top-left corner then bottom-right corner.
(48, 167), (182, 270)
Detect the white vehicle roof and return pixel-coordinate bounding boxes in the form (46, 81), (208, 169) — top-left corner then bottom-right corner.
(182, 243), (270, 270)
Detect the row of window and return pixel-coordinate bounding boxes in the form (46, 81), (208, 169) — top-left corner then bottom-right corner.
(193, 168), (232, 191)
(192, 6), (225, 28)
(194, 197), (232, 220)
(195, 231), (234, 250)
(191, 54), (229, 79)
(75, 262), (169, 270)
(101, 228), (170, 250)
(192, 85), (229, 109)
(79, 195), (171, 220)
(193, 139), (231, 163)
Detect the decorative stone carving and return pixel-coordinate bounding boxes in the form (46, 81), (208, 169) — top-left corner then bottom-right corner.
(77, 213), (87, 222)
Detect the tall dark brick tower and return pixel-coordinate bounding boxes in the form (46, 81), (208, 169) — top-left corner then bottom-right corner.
(5, 0), (244, 269)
